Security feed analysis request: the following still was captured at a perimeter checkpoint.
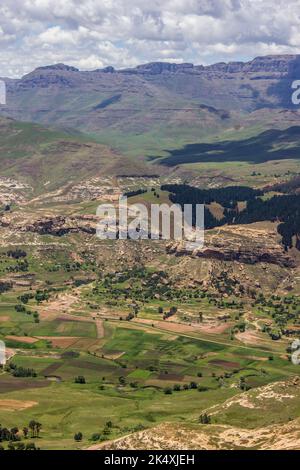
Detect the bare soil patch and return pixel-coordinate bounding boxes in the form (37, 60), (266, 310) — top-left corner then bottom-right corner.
(236, 330), (268, 346)
(103, 352), (125, 360)
(38, 292), (81, 320)
(0, 378), (49, 393)
(5, 335), (39, 344)
(36, 336), (79, 348)
(209, 359), (240, 369)
(158, 373), (183, 381)
(246, 355), (268, 362)
(71, 338), (99, 349)
(95, 319), (104, 338)
(0, 316), (10, 322)
(196, 322), (232, 334)
(0, 399), (38, 411)
(42, 362), (62, 376)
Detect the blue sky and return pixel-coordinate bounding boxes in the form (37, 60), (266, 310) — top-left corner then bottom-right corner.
(0, 0), (300, 77)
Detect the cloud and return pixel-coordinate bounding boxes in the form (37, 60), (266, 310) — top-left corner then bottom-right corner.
(0, 0), (300, 77)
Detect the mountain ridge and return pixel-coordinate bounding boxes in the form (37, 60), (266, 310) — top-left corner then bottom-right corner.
(17, 53), (300, 78)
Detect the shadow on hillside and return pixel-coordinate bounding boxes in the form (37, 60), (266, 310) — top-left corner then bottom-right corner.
(155, 126), (300, 166)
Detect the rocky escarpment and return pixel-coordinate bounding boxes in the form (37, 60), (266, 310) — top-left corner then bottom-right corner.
(121, 55), (300, 77)
(166, 225), (295, 268)
(0, 215), (98, 236)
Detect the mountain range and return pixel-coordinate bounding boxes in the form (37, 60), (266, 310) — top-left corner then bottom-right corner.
(2, 54), (300, 160)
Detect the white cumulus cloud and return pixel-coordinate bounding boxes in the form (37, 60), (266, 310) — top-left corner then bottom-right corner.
(0, 0), (299, 77)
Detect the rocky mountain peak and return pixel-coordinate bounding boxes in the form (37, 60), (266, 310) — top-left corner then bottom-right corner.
(32, 63), (80, 73)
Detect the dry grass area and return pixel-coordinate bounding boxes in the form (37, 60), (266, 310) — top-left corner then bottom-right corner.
(139, 319), (231, 336)
(89, 418), (300, 451)
(0, 399), (38, 411)
(206, 377), (300, 417)
(38, 289), (86, 320)
(235, 329), (284, 348)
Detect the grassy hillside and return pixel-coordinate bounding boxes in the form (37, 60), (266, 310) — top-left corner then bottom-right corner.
(0, 117), (154, 193)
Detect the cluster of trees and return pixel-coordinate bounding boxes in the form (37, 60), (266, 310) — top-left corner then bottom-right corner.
(239, 377), (251, 391)
(75, 421), (115, 444)
(35, 290), (50, 303)
(92, 268), (241, 309)
(210, 270), (241, 297)
(0, 442), (38, 451)
(90, 421), (114, 442)
(161, 184), (300, 250)
(5, 363), (37, 378)
(74, 376), (86, 384)
(164, 381), (206, 394)
(0, 420), (42, 450)
(124, 189), (147, 198)
(161, 184), (261, 209)
(255, 294), (300, 339)
(93, 268), (174, 303)
(161, 184), (261, 228)
(27, 421), (42, 438)
(0, 426), (20, 442)
(150, 188), (160, 199)
(235, 194), (300, 250)
(163, 306), (177, 320)
(14, 304), (39, 322)
(6, 258), (29, 273)
(0, 280), (12, 294)
(7, 249), (27, 259)
(18, 292), (34, 304)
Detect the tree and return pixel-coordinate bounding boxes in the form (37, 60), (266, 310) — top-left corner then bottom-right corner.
(119, 376), (126, 385)
(74, 432), (83, 442)
(75, 376), (86, 384)
(189, 381), (197, 389)
(199, 413), (211, 424)
(23, 427), (29, 439)
(35, 423), (42, 438)
(29, 420), (36, 438)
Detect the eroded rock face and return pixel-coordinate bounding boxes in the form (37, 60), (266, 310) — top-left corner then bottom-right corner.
(1, 214), (98, 236)
(26, 215), (98, 236)
(166, 225), (295, 268)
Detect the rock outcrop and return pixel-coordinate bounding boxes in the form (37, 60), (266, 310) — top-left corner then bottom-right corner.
(0, 214), (98, 236)
(166, 225), (295, 268)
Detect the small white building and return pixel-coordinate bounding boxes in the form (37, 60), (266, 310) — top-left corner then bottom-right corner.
(0, 340), (6, 366)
